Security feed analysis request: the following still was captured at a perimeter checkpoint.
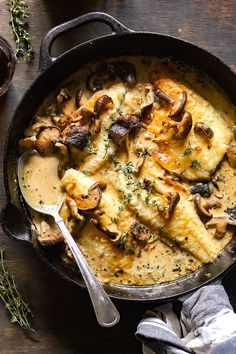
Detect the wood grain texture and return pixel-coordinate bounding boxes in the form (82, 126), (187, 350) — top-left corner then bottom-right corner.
(0, 0), (236, 353)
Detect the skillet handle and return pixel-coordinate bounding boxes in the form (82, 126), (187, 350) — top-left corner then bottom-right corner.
(39, 12), (132, 73)
(1, 202), (31, 242)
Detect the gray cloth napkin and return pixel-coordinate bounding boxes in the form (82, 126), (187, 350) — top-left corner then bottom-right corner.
(136, 285), (236, 354)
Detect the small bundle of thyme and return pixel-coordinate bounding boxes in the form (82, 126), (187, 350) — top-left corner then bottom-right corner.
(7, 0), (33, 60)
(0, 248), (34, 331)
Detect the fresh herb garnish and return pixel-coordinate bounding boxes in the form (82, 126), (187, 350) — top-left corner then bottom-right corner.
(0, 248), (34, 331)
(7, 0), (33, 60)
(182, 143), (193, 157)
(189, 159), (200, 168)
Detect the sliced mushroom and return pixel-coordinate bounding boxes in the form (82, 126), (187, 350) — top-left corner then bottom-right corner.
(131, 222), (148, 247)
(35, 126), (61, 154)
(141, 104), (153, 123)
(190, 182), (213, 198)
(206, 215), (236, 239)
(19, 136), (37, 153)
(204, 200), (222, 212)
(194, 193), (212, 219)
(86, 63), (114, 92)
(56, 88), (70, 103)
(65, 196), (84, 221)
(227, 145), (236, 168)
(175, 111), (192, 140)
(112, 61), (136, 86)
(94, 95), (114, 116)
(75, 88), (83, 109)
(108, 123), (129, 145)
(38, 229), (64, 246)
(163, 192), (180, 219)
(155, 88), (175, 104)
(63, 125), (90, 150)
(88, 180), (107, 191)
(116, 114), (141, 133)
(74, 186), (102, 213)
(52, 114), (72, 130)
(169, 91), (187, 119)
(194, 121), (214, 139)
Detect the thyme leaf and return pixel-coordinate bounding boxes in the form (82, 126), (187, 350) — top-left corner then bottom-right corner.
(0, 248), (34, 331)
(7, 0), (33, 60)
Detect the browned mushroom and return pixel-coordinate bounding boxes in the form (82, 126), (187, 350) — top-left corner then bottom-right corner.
(194, 193), (212, 218)
(65, 196), (84, 221)
(108, 123), (129, 145)
(94, 95), (114, 115)
(52, 114), (72, 130)
(206, 215), (236, 239)
(169, 91), (187, 119)
(175, 111), (192, 139)
(63, 125), (90, 150)
(194, 121), (214, 139)
(75, 88), (83, 109)
(190, 182), (214, 198)
(204, 200), (222, 212)
(38, 229), (64, 246)
(226, 145), (236, 168)
(112, 61), (136, 86)
(86, 63), (115, 92)
(116, 114), (141, 133)
(89, 180), (107, 191)
(56, 88), (70, 103)
(19, 136), (37, 153)
(155, 88), (175, 104)
(131, 222), (148, 247)
(163, 192), (180, 219)
(141, 105), (153, 123)
(73, 186), (102, 213)
(34, 126), (61, 153)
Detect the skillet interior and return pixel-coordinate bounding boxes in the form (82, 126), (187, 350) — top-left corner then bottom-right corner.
(3, 26), (236, 301)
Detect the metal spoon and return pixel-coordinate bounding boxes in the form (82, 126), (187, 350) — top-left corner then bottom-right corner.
(18, 150), (120, 327)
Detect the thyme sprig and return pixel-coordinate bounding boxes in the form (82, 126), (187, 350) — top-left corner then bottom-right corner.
(0, 248), (34, 331)
(7, 0), (33, 60)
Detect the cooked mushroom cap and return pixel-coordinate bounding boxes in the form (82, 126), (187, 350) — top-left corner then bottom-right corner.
(169, 91), (187, 119)
(74, 186), (102, 213)
(63, 125), (90, 149)
(155, 88), (175, 104)
(116, 114), (140, 133)
(35, 126), (61, 153)
(162, 192), (180, 219)
(75, 88), (83, 109)
(206, 215), (236, 239)
(190, 182), (213, 198)
(227, 145), (236, 168)
(89, 180), (107, 191)
(108, 123), (129, 145)
(141, 104), (153, 123)
(19, 136), (36, 153)
(86, 63), (115, 92)
(112, 61), (136, 86)
(194, 121), (214, 139)
(57, 88), (70, 103)
(194, 193), (212, 219)
(94, 95), (113, 116)
(175, 111), (192, 140)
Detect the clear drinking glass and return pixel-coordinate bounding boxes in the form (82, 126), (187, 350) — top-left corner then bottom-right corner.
(0, 36), (16, 97)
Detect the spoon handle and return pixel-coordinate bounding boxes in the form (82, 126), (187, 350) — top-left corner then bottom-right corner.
(54, 213), (120, 327)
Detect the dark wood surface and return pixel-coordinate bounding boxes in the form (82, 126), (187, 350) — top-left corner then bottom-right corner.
(0, 1), (236, 353)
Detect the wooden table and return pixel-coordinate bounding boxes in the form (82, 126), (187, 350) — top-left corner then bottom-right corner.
(0, 1), (236, 353)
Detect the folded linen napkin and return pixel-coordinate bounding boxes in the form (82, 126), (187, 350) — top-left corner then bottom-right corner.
(136, 285), (236, 354)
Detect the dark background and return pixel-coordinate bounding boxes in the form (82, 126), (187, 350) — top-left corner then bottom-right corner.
(0, 1), (236, 353)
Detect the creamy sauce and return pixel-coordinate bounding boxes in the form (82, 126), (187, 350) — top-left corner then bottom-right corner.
(21, 153), (61, 208)
(21, 55), (236, 285)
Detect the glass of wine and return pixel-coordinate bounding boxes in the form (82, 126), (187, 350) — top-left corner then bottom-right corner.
(0, 36), (16, 97)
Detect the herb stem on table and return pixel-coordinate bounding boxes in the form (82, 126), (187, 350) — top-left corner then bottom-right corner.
(7, 0), (33, 60)
(0, 248), (34, 331)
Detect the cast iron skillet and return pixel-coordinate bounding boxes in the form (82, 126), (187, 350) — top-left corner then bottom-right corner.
(2, 12), (236, 301)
